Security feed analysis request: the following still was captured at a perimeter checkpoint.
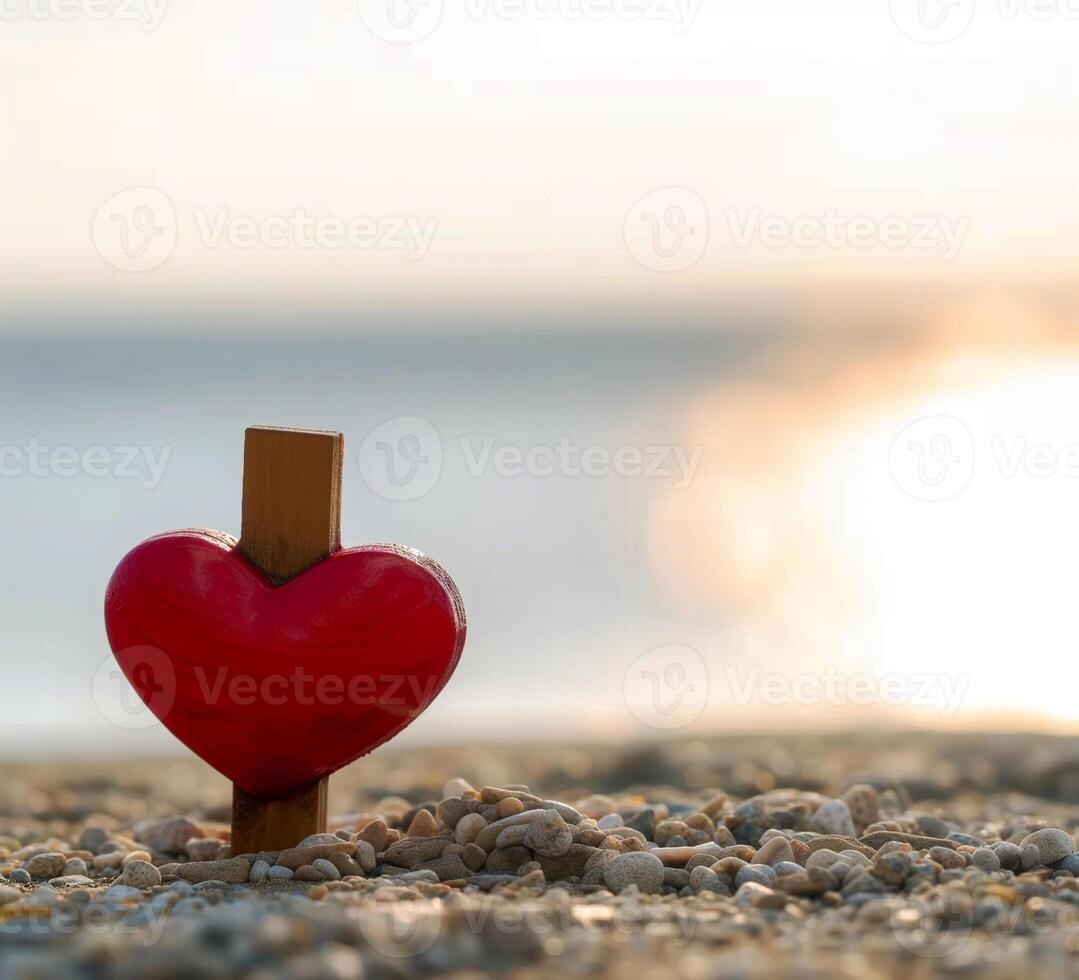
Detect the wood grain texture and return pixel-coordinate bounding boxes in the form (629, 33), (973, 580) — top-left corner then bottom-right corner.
(233, 426), (341, 850)
(238, 426), (343, 582)
(232, 779), (327, 855)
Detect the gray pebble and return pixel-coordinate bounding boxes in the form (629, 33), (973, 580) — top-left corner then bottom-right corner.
(1060, 854), (1079, 875)
(947, 832), (985, 847)
(311, 858), (341, 880)
(971, 848), (1001, 873)
(249, 860), (270, 883)
(736, 864), (776, 888)
(9, 869), (31, 884)
(808, 800), (856, 837)
(267, 866), (294, 880)
(1020, 828), (1077, 867)
(1020, 843), (1042, 871)
(772, 861), (803, 878)
(992, 841), (1021, 870)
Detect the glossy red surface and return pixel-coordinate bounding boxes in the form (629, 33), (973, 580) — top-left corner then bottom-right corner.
(104, 530), (465, 799)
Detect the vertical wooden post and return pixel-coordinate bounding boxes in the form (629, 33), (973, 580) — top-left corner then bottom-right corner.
(230, 425), (343, 855)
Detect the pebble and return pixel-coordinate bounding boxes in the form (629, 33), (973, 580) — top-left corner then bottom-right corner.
(1020, 828), (1077, 866)
(736, 864), (776, 888)
(1020, 843), (1044, 871)
(523, 810), (573, 857)
(454, 813), (488, 846)
(134, 817), (203, 854)
(62, 858), (88, 876)
(406, 808), (439, 838)
(266, 865), (294, 880)
(176, 858), (252, 884)
(992, 841), (1022, 870)
(971, 847), (1001, 873)
(25, 852), (66, 879)
(77, 827), (109, 853)
(248, 859), (270, 883)
(294, 865), (325, 882)
(808, 800), (856, 837)
(0, 886), (22, 906)
(752, 836), (794, 867)
(276, 841), (357, 871)
(185, 837), (225, 862)
(312, 858), (342, 881)
(602, 852), (664, 894)
(121, 861), (162, 889)
(9, 868), (31, 884)
(841, 784), (880, 832)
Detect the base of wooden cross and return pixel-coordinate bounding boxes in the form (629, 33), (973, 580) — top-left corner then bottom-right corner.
(229, 425), (343, 855)
(231, 778), (328, 855)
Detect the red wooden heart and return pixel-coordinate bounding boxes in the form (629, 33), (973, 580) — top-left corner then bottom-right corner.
(104, 529), (465, 799)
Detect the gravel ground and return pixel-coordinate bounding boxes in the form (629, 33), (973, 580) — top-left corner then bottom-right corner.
(3, 732), (1079, 979)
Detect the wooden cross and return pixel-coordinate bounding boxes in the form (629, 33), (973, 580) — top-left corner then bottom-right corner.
(229, 425), (343, 854)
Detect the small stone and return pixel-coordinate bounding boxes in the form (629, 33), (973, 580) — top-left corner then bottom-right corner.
(1059, 854), (1079, 875)
(312, 858), (342, 880)
(327, 851), (364, 877)
(809, 800), (856, 837)
(454, 813), (488, 846)
(382, 838), (449, 869)
(77, 827), (109, 853)
(25, 853), (66, 879)
(496, 797), (525, 818)
(602, 851), (664, 895)
(176, 858), (252, 884)
(134, 818), (204, 855)
(841, 785), (880, 833)
(0, 886), (22, 905)
(9, 869), (31, 884)
(735, 881), (774, 909)
(1020, 843), (1043, 871)
(62, 859), (88, 877)
(1019, 828), (1077, 867)
(121, 860), (161, 889)
(736, 865), (776, 888)
(92, 852), (124, 871)
(872, 853), (909, 886)
(417, 854), (470, 881)
(295, 833), (345, 849)
(523, 810), (573, 857)
(406, 809), (439, 838)
(185, 838), (224, 862)
(354, 841), (376, 873)
(355, 819), (389, 852)
(773, 867), (835, 897)
(752, 837), (794, 867)
(971, 848), (1001, 873)
(249, 860), (270, 883)
(267, 865), (294, 880)
(462, 843), (486, 871)
(294, 864), (325, 882)
(929, 847), (966, 870)
(992, 841), (1021, 871)
(276, 841), (357, 871)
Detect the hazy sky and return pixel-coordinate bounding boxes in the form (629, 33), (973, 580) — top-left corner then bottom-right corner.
(5, 0), (1079, 321)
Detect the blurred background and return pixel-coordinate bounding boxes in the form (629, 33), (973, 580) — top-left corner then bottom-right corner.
(4, 0), (1079, 760)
